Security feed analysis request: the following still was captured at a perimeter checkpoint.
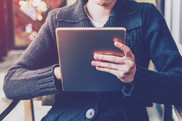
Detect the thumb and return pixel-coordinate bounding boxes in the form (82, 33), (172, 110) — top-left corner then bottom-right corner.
(114, 41), (132, 57)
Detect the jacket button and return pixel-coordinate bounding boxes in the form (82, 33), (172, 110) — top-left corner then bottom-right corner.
(86, 108), (95, 119)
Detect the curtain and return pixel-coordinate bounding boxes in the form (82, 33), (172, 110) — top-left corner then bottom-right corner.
(0, 0), (14, 60)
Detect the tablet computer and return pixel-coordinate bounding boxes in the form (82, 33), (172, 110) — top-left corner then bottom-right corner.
(56, 27), (126, 92)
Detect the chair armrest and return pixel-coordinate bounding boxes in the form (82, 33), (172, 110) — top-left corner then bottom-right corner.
(174, 105), (182, 120)
(0, 99), (19, 120)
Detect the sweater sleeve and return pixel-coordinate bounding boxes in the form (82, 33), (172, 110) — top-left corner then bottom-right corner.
(3, 10), (62, 100)
(131, 4), (182, 105)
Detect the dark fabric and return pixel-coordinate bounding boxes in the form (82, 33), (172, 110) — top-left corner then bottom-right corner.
(163, 105), (173, 121)
(3, 0), (182, 121)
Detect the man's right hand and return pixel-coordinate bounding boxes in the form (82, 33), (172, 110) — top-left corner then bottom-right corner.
(54, 67), (61, 80)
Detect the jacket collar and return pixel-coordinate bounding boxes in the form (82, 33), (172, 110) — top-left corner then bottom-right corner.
(56, 0), (140, 23)
(111, 0), (140, 17)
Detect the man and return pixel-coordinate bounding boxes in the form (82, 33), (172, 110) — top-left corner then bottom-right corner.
(3, 0), (182, 120)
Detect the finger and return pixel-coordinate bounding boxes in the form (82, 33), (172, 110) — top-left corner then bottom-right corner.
(113, 38), (125, 44)
(96, 67), (135, 83)
(94, 54), (124, 64)
(126, 61), (135, 69)
(91, 61), (119, 70)
(54, 67), (61, 80)
(96, 66), (120, 77)
(91, 60), (132, 72)
(114, 41), (132, 57)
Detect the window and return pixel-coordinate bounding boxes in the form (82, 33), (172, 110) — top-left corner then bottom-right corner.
(14, 0), (66, 48)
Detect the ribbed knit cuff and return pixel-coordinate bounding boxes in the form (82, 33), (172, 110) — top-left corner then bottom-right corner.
(37, 64), (61, 96)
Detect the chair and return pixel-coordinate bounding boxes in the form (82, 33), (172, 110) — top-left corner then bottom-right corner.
(174, 106), (182, 121)
(24, 95), (55, 121)
(0, 95), (54, 121)
(1, 99), (182, 121)
(0, 100), (19, 120)
(24, 99), (35, 121)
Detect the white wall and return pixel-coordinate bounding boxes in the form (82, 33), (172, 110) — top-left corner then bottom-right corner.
(164, 0), (182, 54)
(164, 2), (182, 121)
(180, 1), (182, 45)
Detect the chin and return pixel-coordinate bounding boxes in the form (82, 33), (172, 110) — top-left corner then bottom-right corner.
(93, 0), (116, 6)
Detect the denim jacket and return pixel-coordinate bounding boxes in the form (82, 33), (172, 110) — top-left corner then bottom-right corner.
(3, 0), (182, 121)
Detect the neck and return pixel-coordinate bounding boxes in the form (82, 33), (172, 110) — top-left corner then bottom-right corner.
(86, 0), (117, 24)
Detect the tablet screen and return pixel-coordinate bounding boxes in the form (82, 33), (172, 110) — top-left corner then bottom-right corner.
(56, 27), (126, 92)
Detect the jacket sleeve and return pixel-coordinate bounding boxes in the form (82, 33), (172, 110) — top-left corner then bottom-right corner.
(3, 10), (62, 100)
(131, 4), (182, 105)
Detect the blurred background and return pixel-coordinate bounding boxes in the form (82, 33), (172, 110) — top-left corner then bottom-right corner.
(0, 0), (182, 121)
